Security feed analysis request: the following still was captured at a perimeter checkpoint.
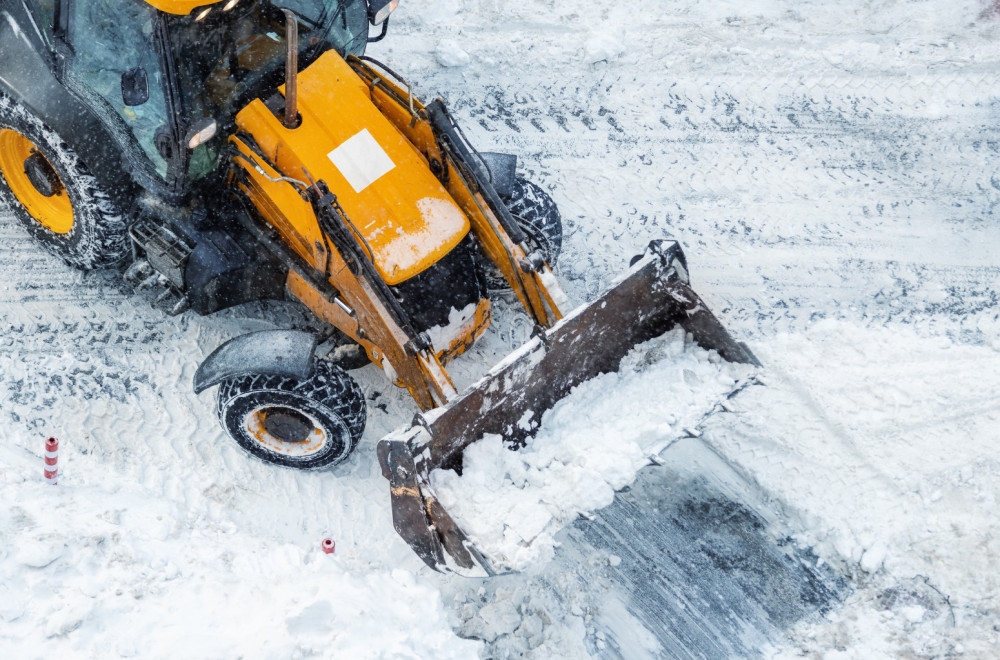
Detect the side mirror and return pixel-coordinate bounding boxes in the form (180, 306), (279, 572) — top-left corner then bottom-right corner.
(121, 67), (150, 107)
(367, 0), (399, 25)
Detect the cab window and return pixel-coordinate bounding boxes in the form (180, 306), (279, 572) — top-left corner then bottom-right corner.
(24, 0), (56, 45)
(64, 0), (171, 179)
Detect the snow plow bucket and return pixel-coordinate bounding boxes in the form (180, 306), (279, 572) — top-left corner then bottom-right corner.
(376, 239), (759, 575)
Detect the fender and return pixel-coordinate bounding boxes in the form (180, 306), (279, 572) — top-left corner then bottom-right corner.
(476, 152), (517, 200)
(193, 330), (319, 394)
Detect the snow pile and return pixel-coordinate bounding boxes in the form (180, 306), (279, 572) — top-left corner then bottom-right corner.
(426, 302), (479, 354)
(0, 453), (474, 658)
(430, 328), (753, 571)
(699, 320), (1000, 658)
(435, 39), (471, 68)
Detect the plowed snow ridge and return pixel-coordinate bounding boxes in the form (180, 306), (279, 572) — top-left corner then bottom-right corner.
(431, 329), (753, 571)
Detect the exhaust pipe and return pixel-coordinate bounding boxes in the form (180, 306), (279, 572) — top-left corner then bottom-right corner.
(282, 9), (298, 129)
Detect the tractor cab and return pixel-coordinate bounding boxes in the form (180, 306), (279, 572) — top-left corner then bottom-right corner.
(56, 0), (385, 190)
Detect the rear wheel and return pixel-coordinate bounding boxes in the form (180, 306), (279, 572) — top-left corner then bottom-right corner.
(0, 95), (128, 270)
(484, 177), (563, 290)
(216, 361), (366, 470)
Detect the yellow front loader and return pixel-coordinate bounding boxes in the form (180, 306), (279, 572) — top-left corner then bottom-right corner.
(0, 0), (757, 573)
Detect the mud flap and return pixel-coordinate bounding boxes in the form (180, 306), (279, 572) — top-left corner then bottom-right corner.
(377, 239), (760, 574)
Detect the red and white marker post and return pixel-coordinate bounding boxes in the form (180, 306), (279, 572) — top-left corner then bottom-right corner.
(44, 436), (59, 485)
(321, 538), (335, 554)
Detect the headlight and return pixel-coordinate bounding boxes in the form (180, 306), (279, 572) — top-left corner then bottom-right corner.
(368, 0), (399, 25)
(187, 119), (218, 149)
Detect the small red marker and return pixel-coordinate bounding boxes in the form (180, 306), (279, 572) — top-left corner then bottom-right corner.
(321, 538), (335, 554)
(44, 437), (59, 485)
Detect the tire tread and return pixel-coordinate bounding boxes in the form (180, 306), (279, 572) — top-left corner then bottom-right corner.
(0, 92), (128, 270)
(215, 361), (366, 470)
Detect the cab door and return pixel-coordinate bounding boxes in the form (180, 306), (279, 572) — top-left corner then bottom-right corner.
(22, 0), (57, 47)
(59, 0), (176, 184)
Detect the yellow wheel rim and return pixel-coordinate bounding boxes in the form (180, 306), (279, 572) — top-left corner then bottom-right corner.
(0, 128), (74, 234)
(245, 406), (329, 458)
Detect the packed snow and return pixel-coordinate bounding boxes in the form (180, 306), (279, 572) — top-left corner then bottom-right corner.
(0, 302), (478, 658)
(2, 0), (1000, 657)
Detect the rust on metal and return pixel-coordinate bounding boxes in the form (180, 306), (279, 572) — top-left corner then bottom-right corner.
(282, 9), (298, 130)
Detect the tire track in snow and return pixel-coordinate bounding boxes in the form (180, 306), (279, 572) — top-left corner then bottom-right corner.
(421, 74), (1000, 344)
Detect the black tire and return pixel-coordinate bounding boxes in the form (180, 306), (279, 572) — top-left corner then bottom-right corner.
(506, 177), (563, 265)
(485, 177), (563, 290)
(216, 361), (366, 470)
(0, 94), (128, 270)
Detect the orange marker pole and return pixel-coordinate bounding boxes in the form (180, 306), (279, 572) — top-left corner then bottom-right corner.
(44, 437), (58, 485)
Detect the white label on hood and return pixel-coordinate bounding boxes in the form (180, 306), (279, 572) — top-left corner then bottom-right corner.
(327, 129), (395, 193)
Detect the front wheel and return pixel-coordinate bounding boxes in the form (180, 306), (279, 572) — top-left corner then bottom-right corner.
(506, 177), (562, 267)
(216, 361), (366, 470)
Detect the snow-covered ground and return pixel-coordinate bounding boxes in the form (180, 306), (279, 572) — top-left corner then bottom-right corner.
(3, 0), (1000, 657)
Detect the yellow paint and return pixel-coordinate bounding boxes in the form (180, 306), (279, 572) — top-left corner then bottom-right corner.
(229, 136), (321, 265)
(285, 269), (458, 412)
(143, 0), (223, 15)
(436, 298), (492, 365)
(231, 50), (518, 413)
(233, 50), (470, 285)
(346, 57), (565, 328)
(346, 56), (443, 167)
(0, 129), (73, 234)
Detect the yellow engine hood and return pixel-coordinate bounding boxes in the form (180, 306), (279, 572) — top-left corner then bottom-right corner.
(234, 50), (469, 285)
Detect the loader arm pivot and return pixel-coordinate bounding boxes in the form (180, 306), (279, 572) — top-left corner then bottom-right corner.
(424, 99), (569, 328)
